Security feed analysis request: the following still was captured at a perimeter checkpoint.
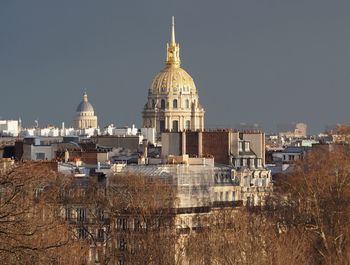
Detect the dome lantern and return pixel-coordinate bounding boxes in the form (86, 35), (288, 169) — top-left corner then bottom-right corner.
(165, 16), (181, 68)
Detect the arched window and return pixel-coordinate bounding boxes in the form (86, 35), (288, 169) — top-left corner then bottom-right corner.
(173, 99), (178, 109)
(185, 99), (190, 109)
(160, 99), (166, 109)
(185, 120), (191, 130)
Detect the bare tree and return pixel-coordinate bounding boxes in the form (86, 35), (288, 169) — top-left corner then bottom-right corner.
(107, 173), (178, 265)
(0, 162), (89, 264)
(271, 147), (350, 265)
(184, 208), (312, 265)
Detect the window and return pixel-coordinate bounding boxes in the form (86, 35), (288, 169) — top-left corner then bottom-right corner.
(172, 120), (179, 132)
(239, 142), (243, 151)
(95, 248), (104, 263)
(78, 227), (87, 239)
(235, 159), (240, 168)
(96, 208), (104, 221)
(134, 219), (141, 231)
(117, 218), (128, 230)
(173, 99), (178, 109)
(232, 191), (236, 201)
(119, 239), (127, 251)
(185, 120), (191, 130)
(65, 207), (71, 221)
(245, 142), (250, 151)
(159, 120), (165, 132)
(160, 99), (166, 109)
(35, 153), (45, 160)
(185, 99), (190, 108)
(250, 158), (255, 168)
(77, 208), (86, 222)
(59, 188), (65, 199)
(97, 229), (104, 241)
(247, 196), (252, 206)
(257, 159), (262, 168)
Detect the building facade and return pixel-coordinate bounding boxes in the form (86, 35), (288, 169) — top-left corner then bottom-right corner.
(0, 120), (20, 137)
(161, 130), (265, 168)
(142, 17), (205, 136)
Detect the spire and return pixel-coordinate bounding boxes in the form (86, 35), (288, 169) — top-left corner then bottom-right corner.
(166, 16), (181, 67)
(171, 16), (176, 44)
(83, 92), (88, 102)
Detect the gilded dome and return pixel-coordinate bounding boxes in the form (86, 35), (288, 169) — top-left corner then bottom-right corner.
(151, 66), (197, 94)
(76, 92), (94, 112)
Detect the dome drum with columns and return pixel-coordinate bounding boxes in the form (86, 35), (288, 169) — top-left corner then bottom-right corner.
(142, 17), (205, 135)
(74, 92), (98, 129)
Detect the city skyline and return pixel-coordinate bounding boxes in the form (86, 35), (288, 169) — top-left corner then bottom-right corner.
(1, 1), (350, 133)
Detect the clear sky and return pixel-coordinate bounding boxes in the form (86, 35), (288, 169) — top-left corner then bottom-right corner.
(1, 0), (350, 133)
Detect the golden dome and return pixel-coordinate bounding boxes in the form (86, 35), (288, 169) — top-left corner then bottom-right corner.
(151, 66), (197, 94)
(150, 17), (197, 95)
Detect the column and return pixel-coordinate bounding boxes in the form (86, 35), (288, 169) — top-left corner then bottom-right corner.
(182, 131), (186, 155)
(198, 131), (203, 157)
(179, 116), (183, 131)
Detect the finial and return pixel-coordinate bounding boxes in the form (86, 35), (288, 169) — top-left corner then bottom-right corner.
(171, 16), (176, 44)
(83, 91), (88, 101)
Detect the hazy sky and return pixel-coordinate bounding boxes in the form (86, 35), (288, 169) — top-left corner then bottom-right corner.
(1, 0), (350, 133)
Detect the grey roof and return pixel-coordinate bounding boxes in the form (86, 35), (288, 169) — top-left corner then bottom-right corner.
(283, 146), (306, 153)
(76, 93), (94, 112)
(76, 101), (94, 112)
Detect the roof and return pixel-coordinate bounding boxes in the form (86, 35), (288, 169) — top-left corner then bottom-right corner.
(76, 92), (94, 112)
(282, 146), (306, 154)
(151, 66), (197, 95)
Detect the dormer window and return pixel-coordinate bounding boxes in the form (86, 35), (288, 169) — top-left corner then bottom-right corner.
(239, 141), (243, 151)
(257, 158), (262, 168)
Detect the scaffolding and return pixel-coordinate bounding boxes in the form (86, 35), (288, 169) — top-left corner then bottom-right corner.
(116, 164), (214, 209)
